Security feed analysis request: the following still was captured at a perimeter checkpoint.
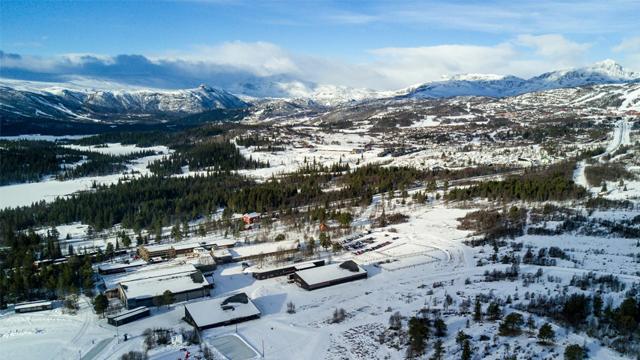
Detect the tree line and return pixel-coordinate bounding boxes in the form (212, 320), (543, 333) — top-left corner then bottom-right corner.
(446, 161), (587, 202)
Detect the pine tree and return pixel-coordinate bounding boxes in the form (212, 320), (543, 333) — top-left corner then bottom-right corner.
(434, 318), (447, 337)
(473, 297), (483, 322)
(461, 339), (472, 360)
(93, 294), (108, 317)
(430, 339), (445, 360)
(487, 302), (502, 321)
(537, 323), (555, 345)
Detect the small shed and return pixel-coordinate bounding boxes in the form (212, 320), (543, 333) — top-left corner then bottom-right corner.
(242, 212), (261, 225)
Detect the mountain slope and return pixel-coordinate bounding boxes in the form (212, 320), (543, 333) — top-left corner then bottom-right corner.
(0, 81), (248, 123)
(400, 60), (640, 99)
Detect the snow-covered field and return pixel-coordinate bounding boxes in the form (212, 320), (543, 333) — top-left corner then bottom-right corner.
(0, 143), (170, 209)
(1, 87), (639, 359)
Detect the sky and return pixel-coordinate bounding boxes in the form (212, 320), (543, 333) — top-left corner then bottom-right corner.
(1, 0), (640, 91)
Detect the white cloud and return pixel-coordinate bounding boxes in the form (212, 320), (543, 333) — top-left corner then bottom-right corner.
(515, 34), (591, 67)
(369, 44), (517, 87)
(614, 37), (640, 52)
(160, 41), (301, 77)
(0, 35), (610, 91)
(327, 12), (379, 25)
(613, 36), (640, 73)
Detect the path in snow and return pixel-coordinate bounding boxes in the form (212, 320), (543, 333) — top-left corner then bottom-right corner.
(81, 338), (113, 360)
(573, 119), (631, 190)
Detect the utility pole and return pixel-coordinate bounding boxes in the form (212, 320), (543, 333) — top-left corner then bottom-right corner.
(262, 338), (265, 359)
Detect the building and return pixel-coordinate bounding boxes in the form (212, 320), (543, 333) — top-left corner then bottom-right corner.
(101, 264), (198, 296)
(118, 267), (211, 309)
(242, 212), (261, 225)
(138, 238), (236, 261)
(291, 260), (367, 290)
(14, 300), (53, 313)
(251, 260), (325, 280)
(98, 259), (147, 275)
(184, 292), (261, 330)
(212, 248), (233, 263)
(107, 306), (150, 326)
(217, 240), (299, 263)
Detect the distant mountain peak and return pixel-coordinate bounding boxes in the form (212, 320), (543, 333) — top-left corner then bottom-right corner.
(585, 59), (637, 79)
(443, 73), (509, 82)
(399, 60), (639, 100)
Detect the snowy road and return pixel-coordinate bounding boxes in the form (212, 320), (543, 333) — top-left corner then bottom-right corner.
(574, 119), (631, 189)
(81, 338), (113, 360)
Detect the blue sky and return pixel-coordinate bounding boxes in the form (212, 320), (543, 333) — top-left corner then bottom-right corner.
(2, 0), (640, 90)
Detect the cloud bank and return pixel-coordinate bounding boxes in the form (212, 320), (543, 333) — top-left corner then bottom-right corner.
(0, 34), (635, 93)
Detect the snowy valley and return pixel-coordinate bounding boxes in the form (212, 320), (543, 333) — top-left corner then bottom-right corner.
(1, 62), (640, 360)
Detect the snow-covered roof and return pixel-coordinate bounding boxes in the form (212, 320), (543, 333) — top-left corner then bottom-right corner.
(294, 260), (366, 286)
(142, 238), (237, 253)
(213, 248), (232, 258)
(185, 293), (261, 328)
(14, 300), (53, 310)
(120, 271), (209, 300)
(227, 240), (298, 259)
(102, 263), (197, 290)
(108, 306), (149, 321)
(98, 259), (147, 272)
(243, 212), (260, 218)
(246, 259), (323, 273)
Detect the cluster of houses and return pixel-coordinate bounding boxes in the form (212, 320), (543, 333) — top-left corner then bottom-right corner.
(14, 211), (370, 334)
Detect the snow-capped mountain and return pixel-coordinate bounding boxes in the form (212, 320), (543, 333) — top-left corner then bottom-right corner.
(1, 60), (638, 126)
(0, 80), (248, 122)
(400, 60), (640, 99)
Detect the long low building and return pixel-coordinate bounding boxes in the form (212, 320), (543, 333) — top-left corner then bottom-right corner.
(184, 292), (261, 330)
(218, 240), (299, 263)
(138, 238), (237, 261)
(14, 300), (53, 313)
(291, 260), (367, 290)
(107, 306), (150, 326)
(118, 269), (211, 309)
(102, 263), (199, 295)
(98, 259), (147, 275)
(251, 259), (326, 280)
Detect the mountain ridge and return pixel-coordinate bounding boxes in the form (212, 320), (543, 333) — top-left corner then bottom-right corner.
(1, 60), (638, 124)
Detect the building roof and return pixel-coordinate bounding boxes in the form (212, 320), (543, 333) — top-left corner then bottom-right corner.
(185, 293), (261, 328)
(98, 259), (147, 272)
(246, 259), (323, 274)
(243, 212), (260, 218)
(108, 306), (149, 322)
(227, 240), (298, 260)
(102, 263), (197, 290)
(141, 238), (237, 253)
(15, 300), (53, 310)
(120, 271), (209, 300)
(295, 260), (366, 286)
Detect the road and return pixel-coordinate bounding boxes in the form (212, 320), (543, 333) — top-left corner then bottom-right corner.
(574, 119), (631, 189)
(81, 338), (113, 360)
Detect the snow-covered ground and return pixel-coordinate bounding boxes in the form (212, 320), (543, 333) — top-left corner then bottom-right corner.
(0, 143), (170, 209)
(3, 196), (635, 359)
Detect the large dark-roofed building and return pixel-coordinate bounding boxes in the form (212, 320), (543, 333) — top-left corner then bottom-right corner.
(251, 259), (325, 280)
(118, 269), (211, 309)
(291, 260), (367, 290)
(184, 292), (261, 330)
